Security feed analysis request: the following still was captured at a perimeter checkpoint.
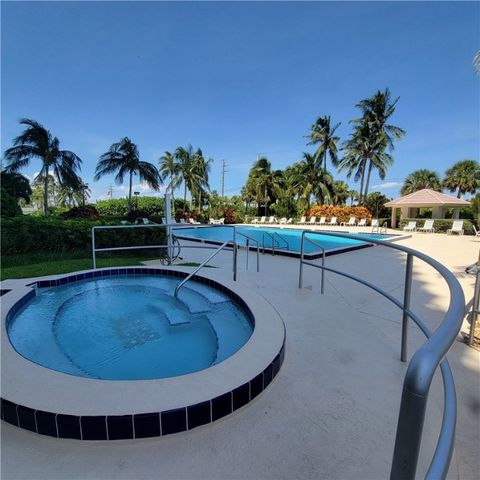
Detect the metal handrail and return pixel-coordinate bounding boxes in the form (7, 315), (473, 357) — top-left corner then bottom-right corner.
(174, 240), (233, 298)
(296, 230), (465, 480)
(299, 231), (326, 294)
(235, 231), (260, 272)
(275, 231), (290, 250)
(262, 231), (277, 255)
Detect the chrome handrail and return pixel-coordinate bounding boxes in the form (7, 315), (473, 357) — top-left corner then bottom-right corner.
(274, 231), (289, 250)
(262, 231), (277, 255)
(235, 231), (260, 272)
(174, 240), (233, 298)
(299, 231), (326, 294)
(297, 230), (464, 480)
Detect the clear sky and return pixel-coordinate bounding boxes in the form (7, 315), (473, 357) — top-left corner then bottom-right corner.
(1, 1), (479, 201)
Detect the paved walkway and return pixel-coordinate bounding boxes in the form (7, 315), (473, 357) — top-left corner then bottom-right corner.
(1, 230), (479, 479)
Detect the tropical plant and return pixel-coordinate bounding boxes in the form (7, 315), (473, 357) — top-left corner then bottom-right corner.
(363, 192), (391, 218)
(400, 169), (442, 195)
(0, 171), (32, 205)
(286, 153), (334, 208)
(159, 151), (181, 204)
(3, 118), (82, 215)
(470, 193), (480, 225)
(442, 160), (480, 198)
(94, 137), (161, 213)
(306, 115), (341, 171)
(332, 181), (350, 206)
(348, 189), (359, 206)
(56, 180), (91, 208)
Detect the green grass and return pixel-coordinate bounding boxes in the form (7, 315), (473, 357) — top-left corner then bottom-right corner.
(1, 253), (161, 281)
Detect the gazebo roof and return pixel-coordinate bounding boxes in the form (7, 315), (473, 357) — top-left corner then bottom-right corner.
(384, 189), (470, 207)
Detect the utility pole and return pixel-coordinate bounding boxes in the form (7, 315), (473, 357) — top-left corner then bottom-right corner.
(221, 159), (228, 197)
(108, 185), (113, 199)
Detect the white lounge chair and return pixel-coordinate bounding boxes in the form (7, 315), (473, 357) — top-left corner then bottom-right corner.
(135, 217), (151, 225)
(447, 220), (463, 235)
(259, 216), (266, 224)
(318, 216), (327, 225)
(279, 217), (287, 224)
(286, 218), (293, 224)
(251, 217), (259, 224)
(473, 225), (480, 240)
(417, 219), (435, 233)
(268, 216), (276, 224)
(308, 216), (317, 225)
(179, 218), (186, 224)
(357, 218), (367, 227)
(341, 217), (356, 227)
(189, 218), (200, 225)
(403, 221), (417, 232)
(298, 216), (307, 225)
(327, 217), (338, 226)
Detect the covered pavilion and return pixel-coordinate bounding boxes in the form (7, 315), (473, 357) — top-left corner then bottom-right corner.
(384, 188), (470, 228)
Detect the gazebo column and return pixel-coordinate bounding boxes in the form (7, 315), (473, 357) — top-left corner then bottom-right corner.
(391, 207), (397, 228)
(431, 206), (444, 219)
(453, 208), (460, 219)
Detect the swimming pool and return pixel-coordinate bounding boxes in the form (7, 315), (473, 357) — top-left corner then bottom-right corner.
(175, 226), (398, 256)
(7, 274), (253, 380)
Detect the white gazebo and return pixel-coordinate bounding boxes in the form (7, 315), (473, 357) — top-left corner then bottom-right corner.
(384, 189), (470, 228)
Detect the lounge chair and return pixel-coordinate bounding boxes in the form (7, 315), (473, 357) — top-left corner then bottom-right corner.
(447, 220), (463, 235)
(135, 217), (151, 225)
(298, 216), (307, 225)
(286, 218), (293, 224)
(308, 216), (317, 225)
(179, 218), (186, 224)
(251, 217), (259, 224)
(357, 218), (367, 227)
(473, 225), (480, 240)
(259, 216), (266, 224)
(317, 216), (327, 225)
(189, 218), (200, 225)
(268, 216), (276, 224)
(403, 221), (417, 232)
(327, 217), (338, 226)
(417, 219), (435, 233)
(278, 217), (287, 224)
(341, 217), (356, 227)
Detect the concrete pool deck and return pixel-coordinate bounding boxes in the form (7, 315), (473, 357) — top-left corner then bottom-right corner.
(1, 231), (479, 479)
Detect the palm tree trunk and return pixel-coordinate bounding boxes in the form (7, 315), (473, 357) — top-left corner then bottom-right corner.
(457, 188), (461, 199)
(128, 171), (133, 213)
(364, 161), (374, 201)
(43, 167), (49, 216)
(358, 161), (366, 204)
(184, 183), (187, 212)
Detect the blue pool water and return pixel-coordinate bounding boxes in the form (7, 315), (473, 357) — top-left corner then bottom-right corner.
(176, 226), (396, 254)
(7, 275), (253, 380)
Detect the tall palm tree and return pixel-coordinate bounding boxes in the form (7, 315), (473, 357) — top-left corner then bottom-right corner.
(4, 118), (82, 215)
(94, 137), (161, 212)
(332, 181), (350, 206)
(174, 145), (211, 210)
(57, 182), (91, 207)
(287, 153), (334, 208)
(442, 160), (480, 198)
(306, 115), (341, 171)
(348, 189), (359, 206)
(400, 169), (442, 195)
(159, 151), (181, 204)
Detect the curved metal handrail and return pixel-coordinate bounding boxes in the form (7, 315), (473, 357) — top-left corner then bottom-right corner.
(297, 230), (465, 480)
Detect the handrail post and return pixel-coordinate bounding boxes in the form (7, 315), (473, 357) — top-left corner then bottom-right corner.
(401, 253), (413, 362)
(321, 246), (325, 295)
(273, 233), (275, 256)
(256, 244), (260, 272)
(469, 269), (480, 347)
(299, 231), (305, 288)
(92, 227), (97, 269)
(233, 242), (238, 281)
(246, 239), (249, 270)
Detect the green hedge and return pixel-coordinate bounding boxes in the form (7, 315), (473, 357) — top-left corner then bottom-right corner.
(398, 218), (474, 235)
(1, 217), (167, 256)
(95, 197), (165, 216)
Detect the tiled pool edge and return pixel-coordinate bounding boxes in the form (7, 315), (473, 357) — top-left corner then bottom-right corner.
(1, 267), (286, 440)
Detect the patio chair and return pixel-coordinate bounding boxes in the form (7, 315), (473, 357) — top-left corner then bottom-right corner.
(341, 217), (356, 227)
(403, 221), (417, 232)
(417, 219), (435, 233)
(188, 218), (200, 225)
(327, 217), (338, 226)
(308, 216), (317, 225)
(279, 217), (287, 224)
(179, 218), (186, 224)
(447, 220), (464, 235)
(472, 225), (480, 240)
(286, 218), (293, 224)
(298, 216), (307, 225)
(135, 218), (151, 225)
(259, 216), (266, 224)
(357, 218), (367, 227)
(317, 216), (327, 225)
(268, 216), (276, 224)
(251, 218), (259, 224)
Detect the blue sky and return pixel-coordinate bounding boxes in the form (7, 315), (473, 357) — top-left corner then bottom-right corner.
(1, 1), (479, 201)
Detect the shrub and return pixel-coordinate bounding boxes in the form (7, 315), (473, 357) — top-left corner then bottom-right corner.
(1, 217), (166, 256)
(398, 218), (474, 235)
(95, 197), (165, 217)
(61, 205), (100, 220)
(305, 205), (373, 224)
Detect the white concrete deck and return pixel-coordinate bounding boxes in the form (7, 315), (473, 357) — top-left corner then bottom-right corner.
(1, 230), (479, 479)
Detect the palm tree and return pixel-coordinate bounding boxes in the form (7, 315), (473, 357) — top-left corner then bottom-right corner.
(94, 137), (161, 213)
(400, 169), (442, 195)
(348, 189), (359, 206)
(442, 160), (480, 198)
(4, 118), (82, 215)
(159, 150), (181, 206)
(332, 181), (350, 206)
(306, 115), (341, 171)
(57, 182), (91, 207)
(191, 153), (212, 209)
(286, 153), (334, 208)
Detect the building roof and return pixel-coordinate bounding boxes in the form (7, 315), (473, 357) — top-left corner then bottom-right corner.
(384, 189), (470, 207)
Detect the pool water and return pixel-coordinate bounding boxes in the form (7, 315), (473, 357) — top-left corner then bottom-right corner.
(7, 275), (253, 380)
(176, 226), (397, 254)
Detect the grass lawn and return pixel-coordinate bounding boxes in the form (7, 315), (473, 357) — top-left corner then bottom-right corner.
(1, 253), (162, 281)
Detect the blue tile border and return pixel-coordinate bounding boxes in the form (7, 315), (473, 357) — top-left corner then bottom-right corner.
(0, 341), (285, 440)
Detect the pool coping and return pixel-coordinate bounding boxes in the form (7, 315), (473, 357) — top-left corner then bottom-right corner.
(1, 267), (285, 440)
